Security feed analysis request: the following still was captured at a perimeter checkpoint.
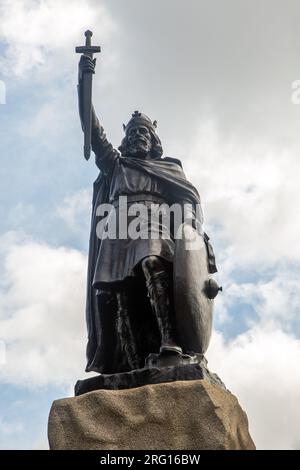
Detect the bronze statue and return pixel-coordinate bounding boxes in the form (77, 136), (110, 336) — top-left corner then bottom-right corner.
(76, 32), (221, 381)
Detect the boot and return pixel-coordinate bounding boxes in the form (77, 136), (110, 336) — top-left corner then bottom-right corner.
(146, 270), (182, 355)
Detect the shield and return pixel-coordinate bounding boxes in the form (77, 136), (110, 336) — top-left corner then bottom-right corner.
(173, 223), (214, 354)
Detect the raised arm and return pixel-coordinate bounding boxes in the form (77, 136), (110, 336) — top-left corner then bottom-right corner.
(77, 55), (118, 173)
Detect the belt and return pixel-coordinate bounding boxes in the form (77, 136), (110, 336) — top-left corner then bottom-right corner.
(110, 193), (168, 207)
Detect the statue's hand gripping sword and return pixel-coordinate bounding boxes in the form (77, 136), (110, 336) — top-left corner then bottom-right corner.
(76, 30), (101, 160)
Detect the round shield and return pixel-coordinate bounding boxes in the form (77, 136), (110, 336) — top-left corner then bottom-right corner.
(173, 223), (214, 354)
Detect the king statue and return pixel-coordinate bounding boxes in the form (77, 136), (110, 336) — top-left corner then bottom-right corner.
(76, 35), (221, 379)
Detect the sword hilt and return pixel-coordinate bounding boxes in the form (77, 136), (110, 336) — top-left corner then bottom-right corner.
(75, 30), (101, 58)
(85, 29), (92, 46)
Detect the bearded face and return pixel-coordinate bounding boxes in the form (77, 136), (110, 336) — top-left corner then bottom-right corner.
(127, 125), (152, 158)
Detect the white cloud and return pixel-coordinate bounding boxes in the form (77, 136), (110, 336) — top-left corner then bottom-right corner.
(0, 79), (6, 104)
(0, 0), (119, 142)
(207, 326), (300, 450)
(56, 188), (92, 230)
(0, 232), (88, 387)
(184, 119), (300, 268)
(214, 268), (300, 332)
(31, 438), (48, 450)
(0, 0), (116, 79)
(0, 416), (24, 436)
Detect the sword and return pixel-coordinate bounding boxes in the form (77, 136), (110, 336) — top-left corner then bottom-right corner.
(76, 30), (101, 160)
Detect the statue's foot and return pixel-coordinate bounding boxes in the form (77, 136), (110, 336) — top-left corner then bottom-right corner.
(145, 346), (200, 368)
(159, 344), (183, 356)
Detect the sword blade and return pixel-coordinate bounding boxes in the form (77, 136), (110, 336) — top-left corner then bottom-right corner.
(76, 31), (101, 161)
(83, 72), (93, 160)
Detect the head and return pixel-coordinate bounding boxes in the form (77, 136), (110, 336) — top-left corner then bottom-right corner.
(118, 111), (163, 159)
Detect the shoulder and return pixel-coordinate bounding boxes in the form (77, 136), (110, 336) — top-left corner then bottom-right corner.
(162, 157), (183, 168)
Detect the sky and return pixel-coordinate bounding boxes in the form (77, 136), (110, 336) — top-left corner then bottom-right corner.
(0, 0), (300, 450)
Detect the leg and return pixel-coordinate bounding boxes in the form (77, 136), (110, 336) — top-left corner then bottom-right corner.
(115, 290), (140, 370)
(141, 256), (182, 354)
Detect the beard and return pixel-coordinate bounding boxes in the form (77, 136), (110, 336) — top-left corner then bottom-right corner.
(128, 139), (151, 158)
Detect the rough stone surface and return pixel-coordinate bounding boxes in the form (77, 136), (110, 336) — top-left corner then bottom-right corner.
(48, 379), (255, 450)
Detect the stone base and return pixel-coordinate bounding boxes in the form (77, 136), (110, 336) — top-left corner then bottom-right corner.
(48, 379), (255, 450)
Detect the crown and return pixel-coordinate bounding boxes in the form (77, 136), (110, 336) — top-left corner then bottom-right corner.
(123, 111), (157, 133)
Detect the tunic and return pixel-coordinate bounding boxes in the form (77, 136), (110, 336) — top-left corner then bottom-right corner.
(91, 124), (194, 287)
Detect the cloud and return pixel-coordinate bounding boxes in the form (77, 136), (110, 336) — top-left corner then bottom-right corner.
(0, 0), (116, 80)
(84, 0), (300, 148)
(56, 188), (92, 231)
(214, 267), (300, 333)
(183, 119), (300, 268)
(0, 79), (5, 104)
(0, 232), (88, 387)
(0, 0), (119, 145)
(0, 416), (24, 436)
(207, 326), (300, 449)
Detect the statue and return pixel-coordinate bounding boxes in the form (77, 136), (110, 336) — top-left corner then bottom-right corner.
(48, 34), (255, 453)
(76, 32), (221, 380)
